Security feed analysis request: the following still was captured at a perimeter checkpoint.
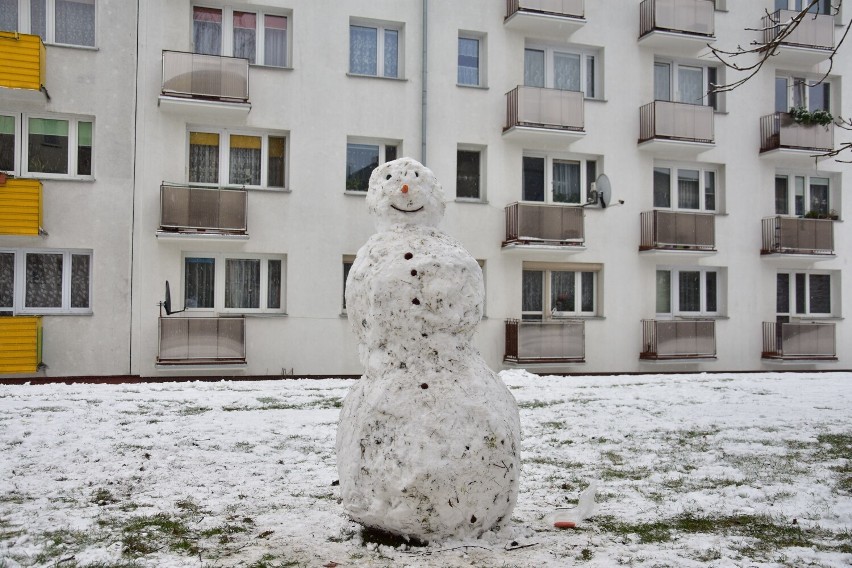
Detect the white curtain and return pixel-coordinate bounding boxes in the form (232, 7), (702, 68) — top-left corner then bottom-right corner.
(0, 0), (17, 32)
(677, 170), (700, 209)
(55, 0), (95, 46)
(524, 49), (545, 88)
(184, 258), (215, 309)
(264, 15), (287, 67)
(232, 12), (256, 64)
(522, 270), (543, 315)
(654, 63), (671, 101)
(350, 26), (377, 75)
(552, 160), (580, 203)
(656, 270), (671, 313)
(553, 52), (580, 91)
(229, 148), (261, 186)
(193, 7), (222, 55)
(71, 253), (90, 308)
(677, 66), (703, 104)
(0, 252), (13, 309)
(383, 29), (398, 77)
(189, 142), (219, 184)
(25, 253), (63, 308)
(30, 0), (46, 39)
(551, 271), (575, 313)
(225, 259), (260, 309)
(458, 37), (479, 85)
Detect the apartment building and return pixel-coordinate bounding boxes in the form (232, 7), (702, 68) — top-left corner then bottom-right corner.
(1, 0), (849, 379)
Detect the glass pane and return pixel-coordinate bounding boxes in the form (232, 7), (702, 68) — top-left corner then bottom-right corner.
(383, 29), (399, 78)
(229, 134), (262, 186)
(184, 257), (215, 309)
(189, 132), (219, 184)
(31, 0), (46, 40)
(524, 49), (545, 88)
(795, 176), (805, 216)
(678, 271), (701, 312)
(809, 274), (831, 313)
(458, 37), (479, 86)
(70, 253), (89, 308)
(585, 56), (595, 98)
(522, 270), (543, 313)
(0, 0), (17, 32)
(0, 115), (14, 172)
(654, 62), (671, 101)
(28, 118), (69, 174)
(456, 150), (480, 199)
(25, 253), (63, 308)
(0, 252), (13, 309)
(809, 178), (829, 215)
(193, 6), (222, 55)
(55, 0), (95, 47)
(705, 271), (717, 313)
(656, 270), (671, 313)
(795, 273), (806, 314)
(677, 65), (703, 105)
(233, 11), (257, 64)
(350, 26), (377, 75)
(264, 15), (288, 67)
(522, 156), (545, 202)
(677, 169), (700, 209)
(653, 167), (671, 208)
(225, 259), (260, 309)
(346, 143), (379, 191)
(809, 83), (830, 112)
(268, 136), (286, 188)
(551, 271), (575, 313)
(77, 121), (92, 176)
(775, 176), (789, 215)
(776, 273), (790, 314)
(775, 77), (788, 113)
(707, 66), (717, 110)
(586, 160), (597, 197)
(552, 160), (580, 203)
(553, 52), (580, 91)
(267, 259), (282, 309)
(704, 171), (716, 211)
(792, 78), (806, 109)
(342, 261), (352, 310)
(580, 272), (594, 313)
(384, 145), (398, 162)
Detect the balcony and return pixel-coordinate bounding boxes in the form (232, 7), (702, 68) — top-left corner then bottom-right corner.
(762, 9), (835, 66)
(638, 101), (714, 155)
(504, 319), (585, 364)
(0, 32), (46, 98)
(159, 51), (250, 118)
(157, 316), (246, 365)
(504, 0), (585, 38)
(0, 316), (43, 374)
(638, 0), (715, 54)
(503, 86), (585, 147)
(639, 210), (715, 253)
(641, 319), (716, 360)
(762, 321), (836, 361)
(759, 112), (833, 163)
(158, 184), (248, 238)
(503, 202), (584, 250)
(0, 179), (43, 236)
(761, 216), (834, 257)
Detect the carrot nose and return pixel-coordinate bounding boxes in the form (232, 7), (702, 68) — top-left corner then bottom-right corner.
(401, 184), (409, 194)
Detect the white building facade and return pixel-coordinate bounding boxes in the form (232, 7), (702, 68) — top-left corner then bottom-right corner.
(2, 0), (850, 379)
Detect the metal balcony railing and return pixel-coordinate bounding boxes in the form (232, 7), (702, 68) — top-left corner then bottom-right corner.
(161, 50), (249, 102)
(506, 0), (584, 19)
(761, 216), (834, 255)
(160, 184), (247, 234)
(504, 202), (584, 246)
(504, 319), (585, 363)
(639, 100), (714, 143)
(158, 317), (246, 364)
(641, 319), (716, 359)
(640, 210), (715, 251)
(759, 112), (834, 153)
(639, 0), (715, 38)
(505, 86), (584, 132)
(763, 9), (835, 50)
(762, 321), (836, 360)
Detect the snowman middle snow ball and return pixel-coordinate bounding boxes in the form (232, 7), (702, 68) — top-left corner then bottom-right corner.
(336, 157), (522, 542)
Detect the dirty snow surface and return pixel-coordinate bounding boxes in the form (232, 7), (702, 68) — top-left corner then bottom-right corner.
(1, 371), (851, 568)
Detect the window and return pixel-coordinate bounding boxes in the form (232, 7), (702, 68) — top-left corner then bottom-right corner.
(183, 253), (284, 313)
(342, 255), (355, 312)
(456, 147), (484, 200)
(458, 33), (485, 87)
(187, 128), (287, 188)
(0, 114), (17, 172)
(0, 114), (93, 178)
(522, 264), (599, 319)
(349, 21), (401, 78)
(524, 44), (599, 98)
(192, 5), (289, 67)
(345, 140), (398, 192)
(0, 248), (92, 314)
(656, 267), (721, 316)
(775, 0), (833, 15)
(653, 163), (718, 212)
(774, 173), (833, 217)
(777, 271), (834, 316)
(522, 153), (597, 205)
(655, 60), (719, 109)
(1, 0), (95, 46)
(775, 75), (831, 113)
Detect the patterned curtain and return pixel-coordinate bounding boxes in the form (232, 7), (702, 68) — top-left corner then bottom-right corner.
(677, 170), (700, 209)
(677, 66), (703, 105)
(55, 0), (95, 46)
(184, 258), (214, 309)
(71, 254), (90, 308)
(383, 29), (398, 78)
(225, 259), (260, 309)
(521, 270), (543, 316)
(30, 0), (46, 39)
(458, 37), (479, 85)
(553, 52), (580, 91)
(189, 132), (219, 184)
(551, 271), (576, 313)
(0, 252), (13, 310)
(233, 11), (256, 64)
(524, 49), (545, 88)
(350, 26), (377, 75)
(193, 7), (222, 55)
(552, 160), (580, 203)
(0, 0), (17, 32)
(229, 135), (261, 186)
(25, 253), (63, 308)
(264, 15), (287, 67)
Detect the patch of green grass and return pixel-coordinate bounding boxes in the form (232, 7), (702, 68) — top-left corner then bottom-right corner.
(518, 399), (561, 409)
(526, 456), (584, 469)
(540, 421), (565, 429)
(247, 554), (304, 568)
(600, 466), (653, 481)
(92, 488), (119, 506)
(0, 491), (30, 505)
(33, 528), (92, 564)
(121, 513), (195, 556)
(178, 405), (211, 416)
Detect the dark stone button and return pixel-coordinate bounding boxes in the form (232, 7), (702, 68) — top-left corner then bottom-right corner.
(404, 252), (413, 260)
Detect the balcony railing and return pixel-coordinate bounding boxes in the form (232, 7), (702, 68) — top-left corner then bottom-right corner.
(761, 216), (834, 255)
(641, 319), (716, 359)
(763, 9), (834, 51)
(640, 210), (715, 251)
(504, 202), (584, 246)
(760, 112), (834, 153)
(161, 50), (249, 102)
(762, 321), (836, 360)
(506, 0), (584, 19)
(504, 319), (585, 363)
(0, 316), (42, 374)
(0, 32), (46, 92)
(158, 317), (246, 364)
(639, 0), (715, 38)
(505, 86), (584, 133)
(0, 179), (43, 236)
(639, 100), (714, 144)
(160, 184), (247, 234)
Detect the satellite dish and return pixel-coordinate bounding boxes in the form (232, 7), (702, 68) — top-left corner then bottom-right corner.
(594, 173), (612, 208)
(162, 281), (185, 316)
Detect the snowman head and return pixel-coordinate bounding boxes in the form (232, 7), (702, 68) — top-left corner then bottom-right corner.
(367, 158), (446, 231)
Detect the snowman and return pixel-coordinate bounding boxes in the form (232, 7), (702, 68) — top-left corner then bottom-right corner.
(336, 157), (521, 542)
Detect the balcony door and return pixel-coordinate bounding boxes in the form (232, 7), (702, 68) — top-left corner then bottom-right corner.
(524, 47), (596, 97)
(655, 61), (717, 108)
(522, 155), (596, 205)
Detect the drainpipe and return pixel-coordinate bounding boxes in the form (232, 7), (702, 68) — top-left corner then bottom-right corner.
(421, 0), (428, 165)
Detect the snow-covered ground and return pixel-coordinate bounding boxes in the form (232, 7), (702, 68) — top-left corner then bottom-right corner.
(1, 371), (850, 567)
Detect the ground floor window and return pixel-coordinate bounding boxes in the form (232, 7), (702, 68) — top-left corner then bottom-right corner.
(183, 253), (284, 313)
(0, 248), (92, 314)
(656, 266), (722, 316)
(345, 139), (398, 192)
(522, 263), (599, 319)
(456, 146), (484, 200)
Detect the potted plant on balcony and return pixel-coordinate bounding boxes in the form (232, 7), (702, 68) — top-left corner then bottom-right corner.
(804, 209), (839, 220)
(789, 106), (834, 127)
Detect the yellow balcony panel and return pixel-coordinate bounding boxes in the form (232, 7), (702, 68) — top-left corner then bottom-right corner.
(0, 316), (43, 374)
(0, 32), (46, 92)
(0, 179), (44, 236)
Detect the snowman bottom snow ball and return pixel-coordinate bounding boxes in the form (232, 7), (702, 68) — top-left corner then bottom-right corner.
(336, 158), (522, 542)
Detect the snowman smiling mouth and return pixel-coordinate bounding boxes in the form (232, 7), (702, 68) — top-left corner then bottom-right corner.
(391, 204), (425, 213)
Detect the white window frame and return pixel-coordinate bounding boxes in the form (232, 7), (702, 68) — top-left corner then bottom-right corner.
(16, 113), (94, 180)
(186, 127), (288, 190)
(521, 152), (598, 205)
(653, 161), (720, 213)
(345, 137), (399, 193)
(181, 252), (285, 315)
(524, 42), (600, 99)
(192, 4), (291, 67)
(3, 0), (97, 47)
(342, 254), (355, 314)
(458, 31), (486, 87)
(775, 74), (832, 113)
(0, 248), (93, 315)
(348, 19), (404, 79)
(776, 270), (836, 317)
(654, 59), (720, 110)
(774, 171), (836, 218)
(656, 266), (722, 317)
(0, 112), (22, 175)
(522, 264), (599, 319)
(456, 144), (485, 201)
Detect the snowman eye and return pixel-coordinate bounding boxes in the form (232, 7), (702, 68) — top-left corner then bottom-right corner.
(385, 174), (392, 180)
(414, 171), (420, 178)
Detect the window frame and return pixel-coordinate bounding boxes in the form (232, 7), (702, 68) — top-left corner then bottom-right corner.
(524, 42), (600, 99)
(521, 152), (598, 205)
(774, 171), (835, 218)
(3, 113), (95, 180)
(345, 138), (399, 193)
(0, 248), (93, 315)
(1, 0), (97, 47)
(348, 19), (403, 79)
(186, 127), (288, 190)
(522, 264), (600, 320)
(457, 31), (486, 87)
(776, 270), (836, 317)
(654, 59), (720, 110)
(653, 161), (720, 213)
(191, 4), (291, 68)
(181, 252), (286, 315)
(456, 145), (485, 201)
(774, 74), (832, 113)
(0, 113), (22, 175)
(655, 266), (722, 317)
